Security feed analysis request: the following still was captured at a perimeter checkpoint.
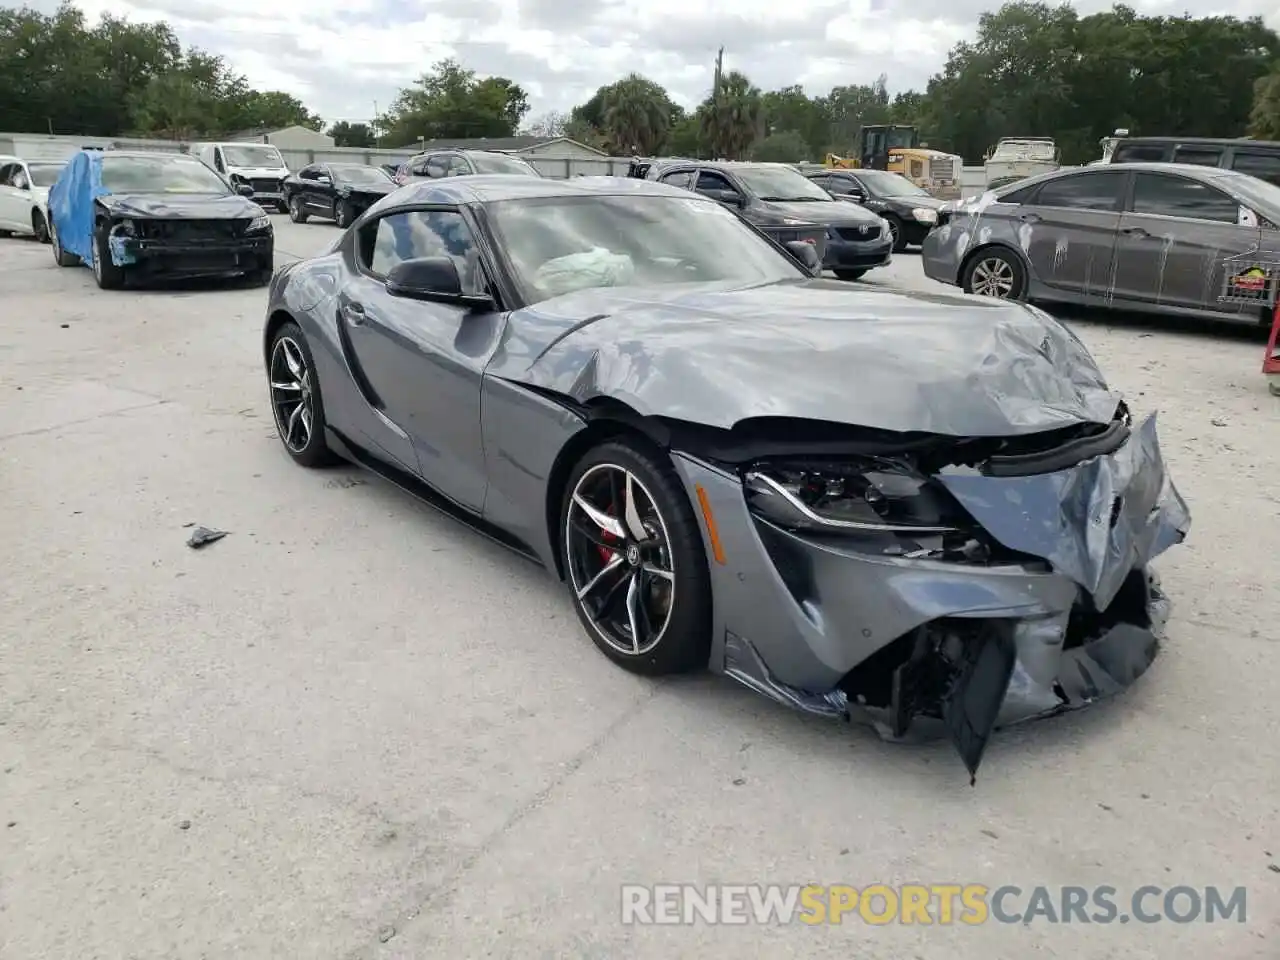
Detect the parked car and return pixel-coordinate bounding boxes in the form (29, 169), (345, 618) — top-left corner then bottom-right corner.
(393, 149), (540, 184)
(806, 168), (945, 251)
(191, 141), (292, 211)
(260, 174), (1189, 779)
(0, 155), (65, 243)
(48, 150), (274, 289)
(646, 160), (889, 280)
(1107, 136), (1280, 187)
(922, 162), (1280, 326)
(282, 162), (398, 227)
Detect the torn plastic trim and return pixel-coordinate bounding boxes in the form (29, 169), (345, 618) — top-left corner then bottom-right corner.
(107, 220), (137, 266)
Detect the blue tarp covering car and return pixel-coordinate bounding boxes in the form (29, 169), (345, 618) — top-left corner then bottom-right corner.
(47, 149), (108, 265)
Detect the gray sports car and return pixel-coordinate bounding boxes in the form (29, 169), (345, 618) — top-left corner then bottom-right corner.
(262, 175), (1191, 780)
(923, 162), (1280, 325)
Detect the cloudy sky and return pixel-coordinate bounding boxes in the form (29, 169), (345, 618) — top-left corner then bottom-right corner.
(36, 0), (1280, 128)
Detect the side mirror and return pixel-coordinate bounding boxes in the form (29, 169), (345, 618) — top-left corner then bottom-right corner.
(701, 188), (743, 207)
(385, 257), (493, 309)
(237, 184), (254, 197)
(784, 240), (823, 277)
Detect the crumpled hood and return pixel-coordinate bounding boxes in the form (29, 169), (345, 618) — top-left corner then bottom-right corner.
(494, 279), (1123, 437)
(758, 199), (880, 226)
(97, 193), (262, 219)
(225, 166), (288, 178)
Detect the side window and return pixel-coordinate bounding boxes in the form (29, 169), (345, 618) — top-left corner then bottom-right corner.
(409, 158), (431, 177)
(1231, 151), (1280, 187)
(0, 163), (15, 186)
(659, 169), (694, 189)
(1131, 173), (1239, 223)
(445, 155), (472, 176)
(694, 170), (736, 194)
(424, 155), (450, 179)
(1172, 146), (1223, 167)
(807, 175), (830, 190)
(1032, 172), (1125, 211)
(999, 183), (1038, 204)
(298, 165), (318, 180)
(360, 210), (488, 295)
(1112, 144), (1168, 163)
(11, 166), (29, 189)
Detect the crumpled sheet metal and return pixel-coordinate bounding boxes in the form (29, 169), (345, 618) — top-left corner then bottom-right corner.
(495, 281), (1123, 437)
(47, 150), (111, 264)
(937, 412), (1190, 609)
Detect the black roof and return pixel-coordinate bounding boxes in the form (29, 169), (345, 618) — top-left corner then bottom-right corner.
(1115, 136), (1280, 149)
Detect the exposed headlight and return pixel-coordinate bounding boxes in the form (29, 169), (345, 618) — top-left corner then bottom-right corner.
(743, 459), (969, 534)
(912, 207), (938, 224)
(246, 214), (271, 233)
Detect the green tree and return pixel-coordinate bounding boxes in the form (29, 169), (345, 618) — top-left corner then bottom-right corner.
(328, 121), (376, 147)
(699, 67), (762, 160)
(761, 85), (826, 157)
(1250, 63), (1280, 139)
(569, 76), (681, 154)
(231, 90), (323, 131)
(665, 115), (703, 157)
(751, 130), (810, 162)
(378, 58), (529, 145)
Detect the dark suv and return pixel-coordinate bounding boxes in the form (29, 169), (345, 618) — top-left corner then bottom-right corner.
(393, 149), (541, 184)
(646, 160), (891, 280)
(1109, 137), (1280, 187)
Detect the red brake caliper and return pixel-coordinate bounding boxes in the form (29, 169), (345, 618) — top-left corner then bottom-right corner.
(598, 505), (619, 563)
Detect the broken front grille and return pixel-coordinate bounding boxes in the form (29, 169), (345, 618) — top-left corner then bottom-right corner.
(250, 178), (283, 194)
(136, 219), (250, 242)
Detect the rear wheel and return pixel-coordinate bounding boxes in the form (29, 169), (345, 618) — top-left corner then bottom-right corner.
(835, 268), (868, 281)
(267, 321), (340, 467)
(962, 248), (1025, 300)
(31, 210), (50, 244)
(560, 439), (712, 676)
(288, 195), (308, 223)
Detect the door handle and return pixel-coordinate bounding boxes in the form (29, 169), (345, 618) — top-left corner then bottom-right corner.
(1019, 213), (1041, 223)
(1122, 227), (1150, 238)
(340, 302), (366, 325)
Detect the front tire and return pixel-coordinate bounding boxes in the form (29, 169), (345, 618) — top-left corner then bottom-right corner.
(32, 210), (50, 244)
(835, 268), (868, 281)
(962, 248), (1026, 300)
(334, 199), (353, 228)
(885, 215), (908, 252)
(267, 321), (340, 467)
(91, 222), (126, 289)
(288, 195), (308, 223)
(560, 439), (712, 676)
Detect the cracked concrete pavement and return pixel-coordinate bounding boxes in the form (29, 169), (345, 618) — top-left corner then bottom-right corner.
(1, 220), (1278, 959)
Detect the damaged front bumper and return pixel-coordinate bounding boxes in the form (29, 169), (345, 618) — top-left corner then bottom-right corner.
(107, 231), (273, 279)
(670, 411), (1190, 781)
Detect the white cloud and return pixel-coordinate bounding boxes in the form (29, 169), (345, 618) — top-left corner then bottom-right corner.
(34, 0), (1280, 126)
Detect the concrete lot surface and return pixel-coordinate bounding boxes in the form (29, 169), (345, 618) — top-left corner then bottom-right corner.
(1, 219), (1278, 960)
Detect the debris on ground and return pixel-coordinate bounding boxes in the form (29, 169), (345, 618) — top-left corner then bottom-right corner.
(1211, 417), (1229, 427)
(378, 925), (396, 943)
(186, 526), (228, 549)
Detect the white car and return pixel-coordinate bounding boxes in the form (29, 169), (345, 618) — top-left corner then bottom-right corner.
(0, 155), (67, 243)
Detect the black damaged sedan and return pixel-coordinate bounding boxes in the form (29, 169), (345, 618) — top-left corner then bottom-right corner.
(282, 162), (398, 228)
(48, 150), (274, 290)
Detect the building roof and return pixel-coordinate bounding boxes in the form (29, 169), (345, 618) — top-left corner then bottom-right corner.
(412, 136), (606, 156)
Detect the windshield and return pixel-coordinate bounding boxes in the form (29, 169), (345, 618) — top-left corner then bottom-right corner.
(330, 164), (392, 186)
(487, 194), (805, 305)
(470, 153), (539, 176)
(887, 128), (917, 149)
(221, 145), (285, 168)
(100, 155), (232, 194)
(735, 166), (831, 202)
(27, 163), (65, 187)
(855, 170), (930, 198)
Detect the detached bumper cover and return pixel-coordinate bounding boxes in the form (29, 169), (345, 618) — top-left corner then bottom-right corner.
(109, 235), (273, 275)
(668, 411), (1189, 780)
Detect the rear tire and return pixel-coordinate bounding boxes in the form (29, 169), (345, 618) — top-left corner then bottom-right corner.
(267, 321), (341, 468)
(32, 210), (50, 244)
(560, 438), (712, 676)
(288, 195), (308, 223)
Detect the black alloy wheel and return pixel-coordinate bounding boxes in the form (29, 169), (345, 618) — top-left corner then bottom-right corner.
(267, 322), (339, 467)
(289, 195), (308, 224)
(561, 440), (711, 675)
(885, 215), (906, 252)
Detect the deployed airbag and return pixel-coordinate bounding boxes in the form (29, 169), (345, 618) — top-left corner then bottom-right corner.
(533, 248), (635, 297)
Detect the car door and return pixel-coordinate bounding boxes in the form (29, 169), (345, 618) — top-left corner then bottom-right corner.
(308, 165), (337, 214)
(0, 163), (22, 229)
(1111, 170), (1261, 311)
(338, 206), (504, 510)
(824, 174), (866, 202)
(692, 169), (745, 209)
(1015, 169), (1127, 298)
(656, 167), (696, 192)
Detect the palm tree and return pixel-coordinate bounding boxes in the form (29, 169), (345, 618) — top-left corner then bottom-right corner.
(601, 74), (672, 155)
(699, 68), (762, 159)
